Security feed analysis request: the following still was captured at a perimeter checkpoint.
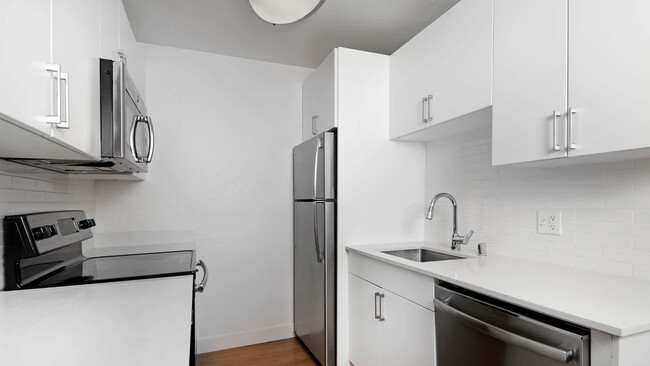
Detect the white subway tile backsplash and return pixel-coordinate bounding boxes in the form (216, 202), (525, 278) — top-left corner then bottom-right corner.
(425, 126), (650, 280)
(576, 209), (633, 223)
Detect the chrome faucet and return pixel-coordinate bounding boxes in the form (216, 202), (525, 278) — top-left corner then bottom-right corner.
(426, 192), (474, 251)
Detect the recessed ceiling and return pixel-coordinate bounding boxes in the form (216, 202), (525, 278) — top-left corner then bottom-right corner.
(123, 0), (459, 68)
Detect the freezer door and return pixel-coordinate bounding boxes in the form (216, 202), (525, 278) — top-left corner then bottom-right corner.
(293, 132), (335, 200)
(294, 201), (336, 365)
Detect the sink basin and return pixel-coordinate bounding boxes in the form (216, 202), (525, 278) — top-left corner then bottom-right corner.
(381, 248), (462, 262)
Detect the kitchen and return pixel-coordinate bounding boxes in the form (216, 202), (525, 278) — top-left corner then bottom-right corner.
(1, 0), (649, 365)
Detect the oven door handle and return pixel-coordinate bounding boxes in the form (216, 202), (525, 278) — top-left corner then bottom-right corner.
(194, 260), (208, 293)
(434, 298), (575, 363)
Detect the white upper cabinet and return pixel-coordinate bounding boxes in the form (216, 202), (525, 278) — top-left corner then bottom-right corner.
(0, 1), (53, 136)
(302, 49), (337, 141)
(567, 0), (650, 157)
(118, 0), (144, 92)
(389, 0), (492, 140)
(428, 0), (492, 125)
(100, 0), (119, 61)
(50, 0), (101, 159)
(389, 27), (430, 139)
(492, 0), (568, 165)
(493, 0), (650, 165)
(0, 0), (143, 161)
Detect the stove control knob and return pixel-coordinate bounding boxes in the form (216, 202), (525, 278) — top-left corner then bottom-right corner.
(78, 219), (96, 230)
(31, 225), (57, 240)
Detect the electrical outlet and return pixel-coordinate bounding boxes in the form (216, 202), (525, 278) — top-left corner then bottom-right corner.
(537, 210), (562, 235)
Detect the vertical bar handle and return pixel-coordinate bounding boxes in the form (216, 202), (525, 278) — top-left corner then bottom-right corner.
(313, 137), (322, 199)
(552, 111), (561, 151)
(57, 72), (70, 129)
(46, 64), (61, 124)
(421, 97), (427, 123)
(145, 116), (155, 163)
(427, 94), (433, 122)
(374, 292), (380, 319)
(568, 108), (577, 150)
(312, 115), (319, 135)
(378, 293), (385, 321)
(313, 202), (324, 263)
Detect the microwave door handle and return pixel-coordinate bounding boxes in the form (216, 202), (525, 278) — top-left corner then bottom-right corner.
(129, 115), (143, 162)
(119, 58), (126, 158)
(145, 116), (154, 163)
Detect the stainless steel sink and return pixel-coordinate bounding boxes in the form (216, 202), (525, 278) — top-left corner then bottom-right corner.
(381, 248), (462, 262)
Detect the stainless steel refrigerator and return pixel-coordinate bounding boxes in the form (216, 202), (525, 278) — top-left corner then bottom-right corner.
(293, 131), (336, 366)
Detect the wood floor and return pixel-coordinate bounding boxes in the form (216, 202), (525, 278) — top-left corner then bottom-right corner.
(197, 338), (320, 366)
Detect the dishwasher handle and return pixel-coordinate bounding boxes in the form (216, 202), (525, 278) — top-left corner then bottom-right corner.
(434, 298), (575, 363)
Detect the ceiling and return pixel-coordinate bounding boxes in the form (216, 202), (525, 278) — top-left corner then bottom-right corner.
(123, 0), (459, 68)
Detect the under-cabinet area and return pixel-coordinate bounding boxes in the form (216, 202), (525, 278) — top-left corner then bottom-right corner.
(2, 0), (650, 365)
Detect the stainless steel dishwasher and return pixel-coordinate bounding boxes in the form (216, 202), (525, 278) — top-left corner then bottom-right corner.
(434, 283), (590, 366)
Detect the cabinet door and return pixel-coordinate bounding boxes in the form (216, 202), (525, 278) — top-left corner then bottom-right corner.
(567, 0), (650, 157)
(51, 0), (101, 159)
(382, 291), (436, 366)
(348, 275), (382, 366)
(315, 49), (337, 135)
(389, 26), (430, 139)
(0, 1), (52, 135)
(118, 0), (144, 92)
(302, 72), (319, 141)
(428, 0), (492, 125)
(100, 0), (119, 61)
(492, 0), (568, 165)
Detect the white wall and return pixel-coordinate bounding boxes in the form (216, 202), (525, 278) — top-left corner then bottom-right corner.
(0, 160), (96, 288)
(337, 48), (425, 365)
(93, 43), (312, 353)
(425, 125), (650, 280)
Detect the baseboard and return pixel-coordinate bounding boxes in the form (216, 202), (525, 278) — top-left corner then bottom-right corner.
(197, 324), (295, 354)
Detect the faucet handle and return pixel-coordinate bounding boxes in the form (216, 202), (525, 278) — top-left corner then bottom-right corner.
(462, 230), (474, 244)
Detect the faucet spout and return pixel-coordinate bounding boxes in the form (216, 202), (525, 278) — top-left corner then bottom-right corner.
(426, 192), (458, 236)
(426, 192), (472, 251)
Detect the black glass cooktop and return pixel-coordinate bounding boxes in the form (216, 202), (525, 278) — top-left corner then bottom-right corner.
(35, 251), (196, 288)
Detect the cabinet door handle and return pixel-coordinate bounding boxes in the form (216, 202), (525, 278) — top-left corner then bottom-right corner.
(312, 115), (319, 134)
(552, 111), (561, 151)
(46, 64), (62, 125)
(374, 292), (385, 321)
(421, 97), (428, 123)
(427, 94), (433, 122)
(374, 292), (380, 319)
(58, 72), (70, 129)
(567, 108), (577, 150)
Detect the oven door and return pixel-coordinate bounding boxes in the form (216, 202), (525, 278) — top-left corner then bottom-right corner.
(434, 284), (589, 366)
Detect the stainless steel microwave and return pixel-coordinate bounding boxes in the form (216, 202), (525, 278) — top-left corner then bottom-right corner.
(8, 55), (154, 174)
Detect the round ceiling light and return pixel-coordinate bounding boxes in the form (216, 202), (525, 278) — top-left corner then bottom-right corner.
(249, 0), (325, 25)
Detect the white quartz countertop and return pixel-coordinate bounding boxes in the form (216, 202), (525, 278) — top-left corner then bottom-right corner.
(347, 241), (650, 337)
(0, 276), (193, 366)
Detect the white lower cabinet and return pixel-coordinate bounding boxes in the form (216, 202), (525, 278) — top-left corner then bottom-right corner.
(349, 274), (436, 366)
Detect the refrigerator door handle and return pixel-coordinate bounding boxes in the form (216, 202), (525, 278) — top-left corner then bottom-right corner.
(313, 202), (324, 263)
(313, 137), (323, 200)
